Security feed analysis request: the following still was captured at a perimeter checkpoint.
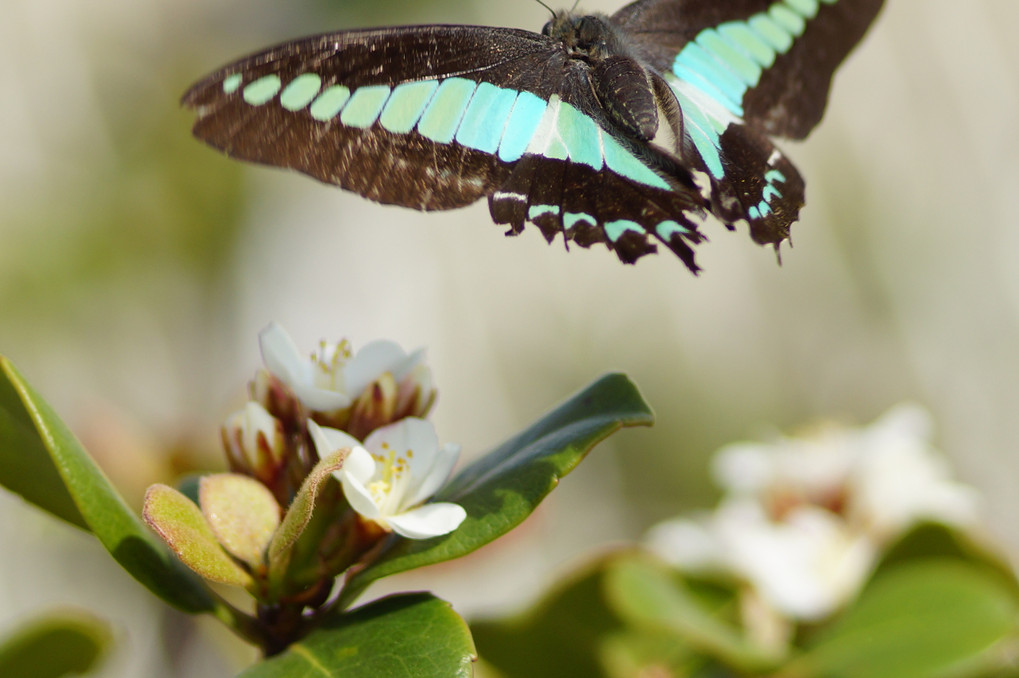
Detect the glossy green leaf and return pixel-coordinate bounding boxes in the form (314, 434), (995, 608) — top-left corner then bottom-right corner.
(0, 357), (216, 613)
(340, 373), (653, 606)
(0, 360), (86, 529)
(605, 556), (780, 672)
(794, 560), (1019, 678)
(238, 593), (475, 678)
(0, 610), (111, 678)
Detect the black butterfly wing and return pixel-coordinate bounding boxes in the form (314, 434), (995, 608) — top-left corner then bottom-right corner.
(612, 0), (885, 138)
(184, 26), (541, 210)
(183, 25), (707, 268)
(610, 0), (884, 246)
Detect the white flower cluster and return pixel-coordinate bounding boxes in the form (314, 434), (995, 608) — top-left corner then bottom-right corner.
(226, 323), (465, 540)
(647, 405), (980, 622)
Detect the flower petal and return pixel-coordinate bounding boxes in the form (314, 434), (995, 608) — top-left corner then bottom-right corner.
(318, 426), (363, 456)
(259, 322), (304, 378)
(406, 442), (460, 507)
(387, 502), (467, 539)
(308, 421), (358, 458)
(259, 323), (351, 411)
(337, 447), (382, 519)
(345, 340), (417, 396)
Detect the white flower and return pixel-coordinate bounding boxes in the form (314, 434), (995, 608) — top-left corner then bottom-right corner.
(259, 322), (425, 413)
(648, 501), (875, 621)
(312, 418), (466, 539)
(712, 404), (979, 537)
(647, 404), (980, 622)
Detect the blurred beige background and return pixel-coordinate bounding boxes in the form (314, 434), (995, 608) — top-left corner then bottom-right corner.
(1, 0), (1017, 674)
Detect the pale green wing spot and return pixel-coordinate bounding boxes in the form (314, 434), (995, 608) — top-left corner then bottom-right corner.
(600, 131), (670, 190)
(498, 91), (547, 162)
(243, 75), (282, 106)
(769, 4), (807, 37)
(605, 219), (644, 243)
(417, 77), (477, 144)
(749, 205), (763, 220)
(528, 204), (559, 219)
(222, 73), (243, 94)
(309, 86), (351, 121)
(697, 30), (763, 85)
(749, 14), (794, 52)
(656, 220), (690, 241)
(564, 212), (596, 230)
(667, 78), (727, 178)
(526, 96), (567, 160)
(544, 133), (570, 161)
(379, 80), (440, 134)
(765, 168), (786, 183)
(718, 22), (777, 68)
(785, 0), (820, 19)
(671, 61), (743, 118)
(279, 73), (323, 112)
(557, 102), (603, 170)
(674, 42), (747, 113)
(762, 184), (781, 202)
(339, 85), (392, 129)
(455, 82), (519, 154)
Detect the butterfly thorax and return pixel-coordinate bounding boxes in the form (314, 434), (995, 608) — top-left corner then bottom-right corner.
(542, 11), (660, 141)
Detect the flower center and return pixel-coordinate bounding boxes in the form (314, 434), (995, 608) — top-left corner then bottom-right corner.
(311, 339), (352, 392)
(367, 442), (414, 512)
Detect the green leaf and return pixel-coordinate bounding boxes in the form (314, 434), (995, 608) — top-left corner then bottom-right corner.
(0, 357), (216, 613)
(0, 360), (86, 529)
(794, 560), (1019, 678)
(144, 484), (254, 588)
(0, 610), (111, 678)
(604, 556), (780, 672)
(471, 555), (627, 678)
(340, 373), (653, 606)
(237, 593), (475, 678)
(875, 522), (1019, 599)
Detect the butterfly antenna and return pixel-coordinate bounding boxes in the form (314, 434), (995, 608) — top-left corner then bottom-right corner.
(534, 0), (556, 19)
(570, 0), (581, 12)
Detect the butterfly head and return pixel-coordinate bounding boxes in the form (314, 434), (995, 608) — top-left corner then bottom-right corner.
(541, 11), (623, 60)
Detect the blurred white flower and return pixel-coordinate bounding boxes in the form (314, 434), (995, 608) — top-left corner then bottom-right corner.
(259, 322), (425, 413)
(648, 501), (875, 620)
(313, 418), (466, 539)
(647, 404), (980, 622)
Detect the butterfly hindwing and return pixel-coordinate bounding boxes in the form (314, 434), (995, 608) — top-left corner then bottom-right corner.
(612, 0), (885, 138)
(610, 0), (883, 246)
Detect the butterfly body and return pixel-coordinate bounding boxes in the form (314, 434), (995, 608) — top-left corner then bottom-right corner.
(184, 0), (883, 271)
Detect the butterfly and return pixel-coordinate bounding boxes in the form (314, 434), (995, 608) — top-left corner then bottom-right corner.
(183, 0), (883, 272)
